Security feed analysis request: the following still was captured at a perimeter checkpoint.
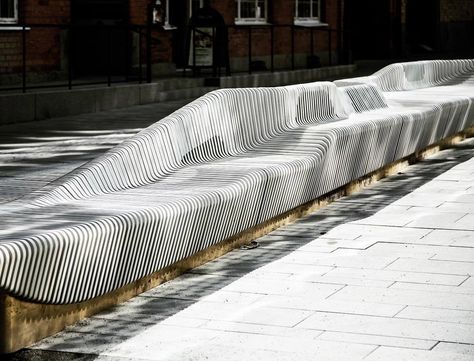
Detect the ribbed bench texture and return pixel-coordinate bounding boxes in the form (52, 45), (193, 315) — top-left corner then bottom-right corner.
(1, 60), (473, 305)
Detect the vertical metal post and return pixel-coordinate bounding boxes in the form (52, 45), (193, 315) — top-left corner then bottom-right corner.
(146, 16), (152, 83)
(328, 29), (332, 66)
(270, 25), (274, 72)
(138, 28), (143, 84)
(310, 27), (314, 58)
(107, 26), (112, 86)
(192, 27), (196, 76)
(68, 25), (73, 89)
(291, 25), (295, 70)
(248, 26), (252, 74)
(125, 25), (130, 81)
(22, 25), (26, 93)
(337, 0), (343, 64)
(212, 26), (216, 77)
(217, 25), (221, 77)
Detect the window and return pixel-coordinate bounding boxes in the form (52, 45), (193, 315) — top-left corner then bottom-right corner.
(295, 0), (324, 26)
(0, 0), (18, 23)
(235, 0), (268, 25)
(152, 0), (178, 30)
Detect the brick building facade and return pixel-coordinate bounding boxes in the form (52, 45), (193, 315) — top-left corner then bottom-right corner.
(0, 0), (472, 85)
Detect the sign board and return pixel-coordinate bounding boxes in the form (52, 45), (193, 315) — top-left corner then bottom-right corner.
(186, 4), (229, 74)
(189, 27), (214, 67)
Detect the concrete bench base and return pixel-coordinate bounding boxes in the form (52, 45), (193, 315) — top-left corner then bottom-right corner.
(2, 127), (472, 354)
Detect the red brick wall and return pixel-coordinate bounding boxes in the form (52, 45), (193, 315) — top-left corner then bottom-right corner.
(211, 0), (234, 24)
(130, 0), (148, 24)
(0, 0), (70, 75)
(24, 0), (70, 24)
(0, 0), (344, 77)
(0, 34), (22, 74)
(222, 0), (339, 62)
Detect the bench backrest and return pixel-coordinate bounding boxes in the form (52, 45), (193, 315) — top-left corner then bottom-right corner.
(335, 60), (474, 91)
(338, 84), (388, 113)
(33, 82), (349, 205)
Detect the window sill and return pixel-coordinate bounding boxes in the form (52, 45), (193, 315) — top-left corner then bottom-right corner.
(163, 24), (177, 30)
(0, 26), (31, 31)
(294, 20), (328, 28)
(234, 20), (271, 26)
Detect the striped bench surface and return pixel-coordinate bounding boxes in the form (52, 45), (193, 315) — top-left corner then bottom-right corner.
(0, 60), (473, 304)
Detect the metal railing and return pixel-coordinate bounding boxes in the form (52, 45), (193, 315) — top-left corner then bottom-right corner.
(0, 22), (341, 93)
(0, 23), (153, 93)
(187, 24), (339, 76)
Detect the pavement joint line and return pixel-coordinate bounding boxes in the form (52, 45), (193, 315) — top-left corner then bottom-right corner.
(386, 281), (398, 289)
(395, 315), (474, 326)
(393, 279), (474, 290)
(374, 264), (473, 277)
(288, 310), (315, 329)
(382, 257), (401, 270)
(323, 284), (347, 299)
(363, 345), (381, 360)
(303, 309), (472, 326)
(391, 304), (408, 317)
(319, 267), (336, 277)
(454, 213), (473, 223)
(382, 225), (474, 232)
(426, 258), (474, 265)
(435, 340), (474, 346)
(374, 241), (455, 248)
(457, 275), (471, 287)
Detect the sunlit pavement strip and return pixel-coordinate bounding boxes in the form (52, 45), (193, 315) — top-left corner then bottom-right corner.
(19, 138), (474, 361)
(0, 99), (190, 204)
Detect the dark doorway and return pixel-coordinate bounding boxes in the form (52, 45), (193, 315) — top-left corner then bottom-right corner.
(170, 0), (191, 68)
(345, 0), (399, 60)
(71, 0), (129, 76)
(406, 0), (439, 55)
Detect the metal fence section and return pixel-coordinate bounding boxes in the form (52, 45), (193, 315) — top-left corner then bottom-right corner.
(0, 22), (341, 93)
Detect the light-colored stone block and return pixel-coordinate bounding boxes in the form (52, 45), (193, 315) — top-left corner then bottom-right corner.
(396, 305), (474, 324)
(297, 311), (474, 343)
(433, 342), (474, 355)
(365, 346), (474, 361)
(387, 258), (474, 276)
(329, 285), (474, 311)
(390, 281), (474, 294)
(258, 295), (403, 317)
(325, 267), (467, 285)
(319, 331), (437, 350)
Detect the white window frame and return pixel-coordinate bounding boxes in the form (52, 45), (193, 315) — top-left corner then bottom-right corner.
(235, 0), (269, 25)
(156, 0), (177, 30)
(0, 0), (18, 24)
(294, 0), (326, 27)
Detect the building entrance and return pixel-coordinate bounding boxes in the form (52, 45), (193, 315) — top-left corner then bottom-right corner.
(71, 0), (129, 76)
(345, 0), (401, 60)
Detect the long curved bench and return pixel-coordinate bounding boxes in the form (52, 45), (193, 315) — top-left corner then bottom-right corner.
(0, 59), (473, 351)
